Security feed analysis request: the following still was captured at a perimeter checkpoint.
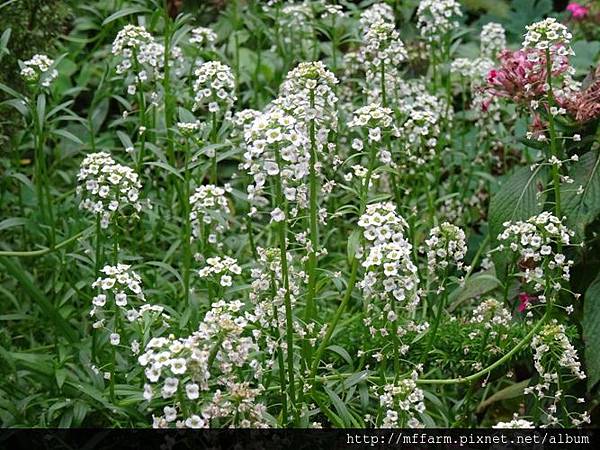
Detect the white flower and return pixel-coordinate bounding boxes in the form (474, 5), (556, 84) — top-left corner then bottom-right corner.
(185, 383), (200, 400)
(271, 208), (285, 222)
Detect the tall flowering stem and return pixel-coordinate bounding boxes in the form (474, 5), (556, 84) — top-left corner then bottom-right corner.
(306, 88), (319, 323)
(273, 146), (298, 422)
(545, 48), (562, 219)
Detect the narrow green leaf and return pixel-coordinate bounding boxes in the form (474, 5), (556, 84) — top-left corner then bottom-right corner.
(102, 7), (150, 25)
(0, 257), (78, 342)
(51, 129), (84, 145)
(144, 161), (184, 181)
(0, 217), (29, 231)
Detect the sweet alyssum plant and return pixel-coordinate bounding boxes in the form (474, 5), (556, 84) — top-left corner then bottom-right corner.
(1, 0), (599, 429)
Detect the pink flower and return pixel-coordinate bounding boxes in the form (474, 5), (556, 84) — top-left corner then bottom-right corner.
(518, 293), (536, 313)
(484, 46), (572, 107)
(566, 3), (589, 20)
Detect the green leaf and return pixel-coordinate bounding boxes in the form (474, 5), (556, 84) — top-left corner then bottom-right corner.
(0, 257), (78, 342)
(561, 150), (600, 239)
(144, 161), (184, 181)
(0, 217), (29, 231)
(326, 345), (353, 367)
(323, 385), (356, 427)
(583, 273), (600, 390)
(102, 7), (150, 25)
(342, 370), (369, 389)
(37, 93), (46, 126)
(570, 41), (600, 77)
(476, 379), (530, 413)
(448, 270), (500, 311)
(488, 165), (547, 278)
(51, 129), (84, 146)
(347, 229), (360, 263)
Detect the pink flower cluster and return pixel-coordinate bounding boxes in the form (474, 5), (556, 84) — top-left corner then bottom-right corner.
(484, 47), (571, 109)
(566, 3), (589, 20)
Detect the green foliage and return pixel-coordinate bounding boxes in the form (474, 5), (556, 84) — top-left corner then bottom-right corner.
(583, 273), (600, 390)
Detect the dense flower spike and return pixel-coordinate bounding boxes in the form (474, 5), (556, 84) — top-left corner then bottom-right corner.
(522, 18), (573, 50)
(416, 0), (462, 43)
(192, 61), (237, 115)
(425, 222), (468, 276)
(480, 22), (506, 60)
(497, 212), (574, 295)
(357, 202), (419, 308)
(197, 256), (242, 287)
(139, 299), (267, 428)
(189, 184), (231, 243)
(76, 152), (143, 228)
(378, 373), (426, 428)
(241, 106), (310, 209)
(359, 2), (395, 30)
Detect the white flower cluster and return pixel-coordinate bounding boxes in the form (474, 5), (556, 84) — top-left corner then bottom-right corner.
(189, 27), (217, 48)
(177, 121), (203, 137)
(278, 61), (339, 131)
(112, 25), (166, 95)
(20, 54), (58, 88)
(470, 299), (512, 330)
(197, 256), (242, 288)
(522, 18), (573, 51)
(397, 93), (447, 166)
(379, 374), (425, 428)
(450, 57), (494, 81)
(531, 322), (586, 381)
(497, 212), (574, 294)
(526, 321), (589, 427)
(280, 3), (313, 31)
(189, 184), (231, 243)
(359, 2), (395, 30)
(76, 152), (143, 228)
(348, 103), (398, 165)
(242, 106), (310, 209)
(192, 61), (236, 115)
(416, 0), (462, 43)
(493, 415), (535, 428)
(140, 299), (265, 428)
(480, 22), (506, 60)
(357, 202), (420, 308)
(425, 222), (467, 276)
(321, 4), (344, 21)
(231, 109), (262, 140)
(359, 21), (407, 103)
(90, 264), (146, 341)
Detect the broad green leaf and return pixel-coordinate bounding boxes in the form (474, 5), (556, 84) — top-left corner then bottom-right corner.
(488, 165), (547, 279)
(448, 270), (500, 311)
(561, 150), (600, 239)
(583, 273), (600, 390)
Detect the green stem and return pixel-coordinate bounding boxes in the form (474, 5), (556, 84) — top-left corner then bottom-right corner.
(274, 146), (297, 422)
(545, 49), (562, 219)
(305, 88), (319, 324)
